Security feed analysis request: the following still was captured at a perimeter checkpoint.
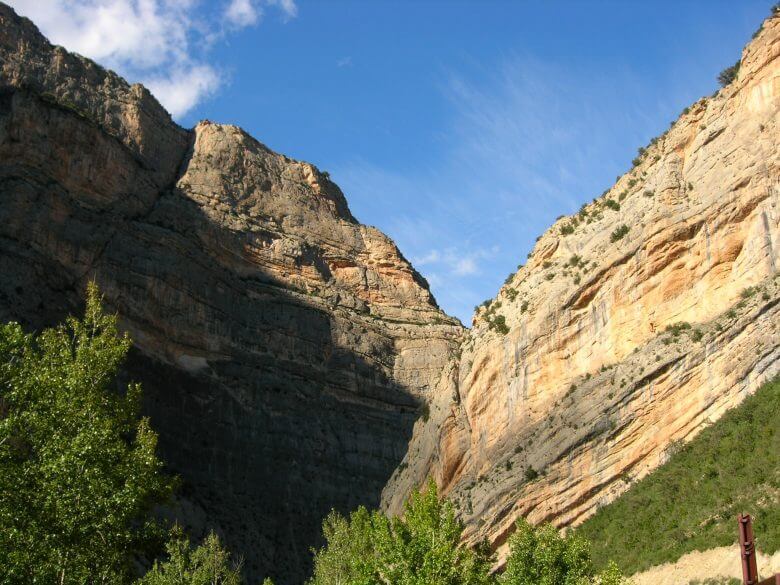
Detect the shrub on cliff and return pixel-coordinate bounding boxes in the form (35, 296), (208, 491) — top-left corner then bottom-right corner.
(717, 61), (740, 87)
(610, 225), (630, 242)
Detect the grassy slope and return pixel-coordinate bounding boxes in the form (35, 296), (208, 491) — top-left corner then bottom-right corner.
(577, 375), (780, 575)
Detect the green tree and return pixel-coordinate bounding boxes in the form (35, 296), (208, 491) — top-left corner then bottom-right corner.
(717, 61), (740, 87)
(137, 527), (243, 585)
(500, 520), (629, 585)
(0, 283), (174, 584)
(309, 479), (493, 585)
(309, 506), (380, 585)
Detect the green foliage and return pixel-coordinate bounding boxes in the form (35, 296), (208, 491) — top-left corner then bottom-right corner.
(500, 520), (591, 585)
(597, 562), (629, 585)
(137, 527), (243, 585)
(506, 288), (518, 302)
(560, 223), (576, 236)
(665, 322), (691, 337)
(578, 376), (780, 575)
(310, 482), (628, 585)
(520, 301), (529, 314)
(604, 199), (620, 211)
(717, 61), (740, 87)
(490, 315), (510, 335)
(499, 520), (629, 585)
(610, 225), (630, 243)
(740, 286), (757, 299)
(481, 299), (510, 334)
(308, 479), (494, 585)
(0, 283), (174, 584)
(524, 467), (539, 482)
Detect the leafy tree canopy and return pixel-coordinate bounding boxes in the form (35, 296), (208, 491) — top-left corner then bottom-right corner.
(137, 527), (244, 585)
(309, 479), (629, 585)
(0, 283), (174, 584)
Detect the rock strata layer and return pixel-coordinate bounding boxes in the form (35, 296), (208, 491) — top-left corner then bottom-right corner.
(0, 4), (461, 583)
(382, 12), (780, 563)
(1, 3), (779, 582)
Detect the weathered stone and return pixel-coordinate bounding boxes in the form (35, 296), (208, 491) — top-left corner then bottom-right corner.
(1, 3), (779, 582)
(0, 4), (460, 583)
(382, 12), (780, 565)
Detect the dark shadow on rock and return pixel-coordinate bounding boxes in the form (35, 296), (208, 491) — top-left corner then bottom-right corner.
(0, 87), (422, 584)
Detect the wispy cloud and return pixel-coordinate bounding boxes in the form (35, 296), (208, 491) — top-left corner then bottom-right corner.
(7, 0), (298, 118)
(336, 56), (353, 68)
(334, 55), (670, 323)
(267, 0), (297, 20)
(225, 0), (260, 28)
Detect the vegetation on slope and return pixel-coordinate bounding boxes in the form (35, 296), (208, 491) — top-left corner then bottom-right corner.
(578, 375), (780, 575)
(309, 478), (629, 585)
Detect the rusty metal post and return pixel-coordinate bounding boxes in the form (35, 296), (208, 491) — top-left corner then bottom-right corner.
(739, 513), (760, 585)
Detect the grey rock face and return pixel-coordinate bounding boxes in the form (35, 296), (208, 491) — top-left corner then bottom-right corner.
(0, 4), (461, 583)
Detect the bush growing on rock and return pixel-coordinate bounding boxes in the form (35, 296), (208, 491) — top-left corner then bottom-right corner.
(610, 225), (630, 242)
(717, 61), (741, 87)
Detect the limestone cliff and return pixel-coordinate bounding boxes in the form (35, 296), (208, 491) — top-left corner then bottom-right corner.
(2, 2), (779, 582)
(382, 11), (780, 563)
(0, 4), (461, 583)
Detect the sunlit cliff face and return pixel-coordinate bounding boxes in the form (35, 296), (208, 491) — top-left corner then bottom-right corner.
(383, 13), (780, 563)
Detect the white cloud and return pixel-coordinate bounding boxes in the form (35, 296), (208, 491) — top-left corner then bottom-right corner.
(267, 0), (297, 20)
(453, 257), (477, 276)
(225, 0), (260, 28)
(412, 250), (440, 266)
(6, 0), (298, 118)
(337, 56), (353, 68)
(144, 64), (222, 120)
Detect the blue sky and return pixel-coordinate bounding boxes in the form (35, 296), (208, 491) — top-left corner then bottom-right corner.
(12, 0), (774, 323)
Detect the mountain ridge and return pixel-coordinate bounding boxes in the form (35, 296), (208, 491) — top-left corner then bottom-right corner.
(0, 3), (778, 583)
(0, 3), (459, 582)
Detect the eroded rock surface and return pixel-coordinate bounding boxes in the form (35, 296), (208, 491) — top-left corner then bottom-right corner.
(0, 5), (461, 583)
(382, 12), (780, 563)
(2, 2), (779, 582)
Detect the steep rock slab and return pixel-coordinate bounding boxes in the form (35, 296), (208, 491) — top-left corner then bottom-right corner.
(383, 12), (780, 561)
(0, 4), (461, 583)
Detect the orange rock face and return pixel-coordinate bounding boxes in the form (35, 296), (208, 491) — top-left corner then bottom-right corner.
(383, 13), (780, 561)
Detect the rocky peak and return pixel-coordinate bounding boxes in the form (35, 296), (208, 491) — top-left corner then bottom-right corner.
(0, 3), (459, 582)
